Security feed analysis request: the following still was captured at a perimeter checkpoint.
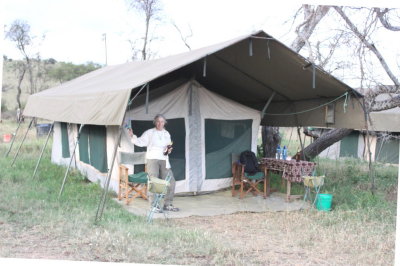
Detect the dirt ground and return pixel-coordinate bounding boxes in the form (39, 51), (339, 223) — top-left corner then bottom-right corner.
(173, 211), (394, 265)
(1, 209), (394, 265)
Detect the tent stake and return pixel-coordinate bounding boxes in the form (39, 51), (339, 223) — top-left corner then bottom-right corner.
(58, 124), (84, 199)
(11, 118), (34, 166)
(32, 123), (54, 179)
(95, 126), (123, 223)
(5, 118), (23, 157)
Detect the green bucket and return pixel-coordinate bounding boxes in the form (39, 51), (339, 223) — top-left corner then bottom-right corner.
(315, 193), (332, 211)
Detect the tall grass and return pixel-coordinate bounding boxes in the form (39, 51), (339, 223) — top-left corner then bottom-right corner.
(0, 120), (397, 264)
(0, 120), (234, 264)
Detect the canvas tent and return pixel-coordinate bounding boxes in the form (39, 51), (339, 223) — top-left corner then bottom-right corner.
(319, 94), (400, 164)
(23, 30), (367, 194)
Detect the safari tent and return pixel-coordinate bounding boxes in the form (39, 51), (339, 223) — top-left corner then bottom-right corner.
(319, 95), (400, 164)
(23, 30), (367, 194)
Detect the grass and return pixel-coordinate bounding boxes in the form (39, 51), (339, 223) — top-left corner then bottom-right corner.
(0, 120), (234, 264)
(0, 119), (398, 264)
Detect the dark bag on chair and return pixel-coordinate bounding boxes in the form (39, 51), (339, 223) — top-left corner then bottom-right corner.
(239, 150), (259, 175)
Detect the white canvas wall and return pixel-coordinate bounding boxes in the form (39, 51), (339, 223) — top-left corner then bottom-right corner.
(319, 141), (341, 160)
(51, 80), (261, 194)
(126, 80), (260, 193)
(51, 122), (119, 192)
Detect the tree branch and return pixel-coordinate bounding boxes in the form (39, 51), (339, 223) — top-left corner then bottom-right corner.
(334, 6), (400, 85)
(374, 8), (400, 31)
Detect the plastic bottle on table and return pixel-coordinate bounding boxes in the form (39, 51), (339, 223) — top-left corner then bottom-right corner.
(276, 145), (281, 159)
(282, 146), (287, 160)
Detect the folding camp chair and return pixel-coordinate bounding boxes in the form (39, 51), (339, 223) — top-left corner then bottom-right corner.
(146, 171), (172, 224)
(232, 152), (269, 199)
(303, 175), (325, 205)
(118, 151), (148, 205)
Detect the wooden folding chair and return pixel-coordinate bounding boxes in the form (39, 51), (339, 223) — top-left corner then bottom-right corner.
(232, 153), (269, 199)
(118, 151), (148, 205)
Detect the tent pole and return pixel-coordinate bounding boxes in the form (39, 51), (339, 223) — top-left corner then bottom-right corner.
(5, 118), (23, 157)
(11, 118), (34, 166)
(95, 126), (123, 223)
(58, 124), (84, 199)
(32, 123), (54, 179)
(94, 83), (148, 222)
(145, 84), (149, 114)
(312, 64), (316, 89)
(188, 83), (193, 116)
(362, 100), (375, 194)
(395, 135), (400, 266)
(261, 91), (276, 119)
(249, 38), (253, 56)
(94, 83), (150, 222)
(297, 126), (305, 160)
(203, 57), (207, 77)
(351, 94), (376, 193)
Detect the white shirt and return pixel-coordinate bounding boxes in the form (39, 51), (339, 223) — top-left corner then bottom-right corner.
(131, 128), (172, 168)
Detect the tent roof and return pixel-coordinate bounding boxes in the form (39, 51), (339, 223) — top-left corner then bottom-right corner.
(367, 94), (400, 132)
(24, 30), (364, 127)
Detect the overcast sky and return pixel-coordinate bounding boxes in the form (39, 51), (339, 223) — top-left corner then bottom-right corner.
(2, 0), (399, 65)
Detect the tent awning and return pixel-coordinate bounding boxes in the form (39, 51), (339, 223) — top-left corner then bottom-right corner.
(24, 30), (365, 128)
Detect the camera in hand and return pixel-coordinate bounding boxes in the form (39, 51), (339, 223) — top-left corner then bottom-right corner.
(163, 142), (173, 155)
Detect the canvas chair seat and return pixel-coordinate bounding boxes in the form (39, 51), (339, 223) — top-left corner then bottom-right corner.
(244, 171), (264, 180)
(128, 172), (148, 184)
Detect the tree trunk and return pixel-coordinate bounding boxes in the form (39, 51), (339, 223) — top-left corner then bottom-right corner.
(301, 128), (353, 160)
(261, 126), (281, 158)
(16, 67), (26, 109)
(142, 17), (150, 60)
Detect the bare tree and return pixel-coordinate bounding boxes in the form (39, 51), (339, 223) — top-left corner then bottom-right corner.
(126, 0), (162, 60)
(172, 21), (193, 51)
(5, 20), (45, 98)
(5, 20), (33, 108)
(290, 5), (331, 55)
(13, 61), (26, 109)
(374, 8), (400, 31)
(284, 6), (400, 162)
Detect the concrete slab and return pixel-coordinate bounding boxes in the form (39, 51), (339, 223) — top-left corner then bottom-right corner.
(114, 190), (310, 219)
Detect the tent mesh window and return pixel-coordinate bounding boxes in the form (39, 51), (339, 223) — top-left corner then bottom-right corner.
(375, 137), (399, 164)
(340, 131), (359, 158)
(78, 125), (90, 164)
(205, 119), (252, 179)
(77, 125), (108, 173)
(61, 122), (70, 158)
(131, 118), (186, 181)
(88, 125), (108, 173)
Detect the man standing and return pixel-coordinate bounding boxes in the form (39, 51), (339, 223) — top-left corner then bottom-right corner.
(128, 114), (179, 212)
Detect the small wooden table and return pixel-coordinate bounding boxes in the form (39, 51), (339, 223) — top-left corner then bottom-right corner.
(261, 158), (316, 202)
